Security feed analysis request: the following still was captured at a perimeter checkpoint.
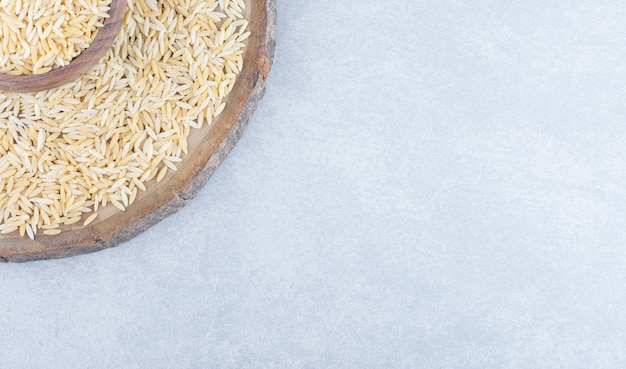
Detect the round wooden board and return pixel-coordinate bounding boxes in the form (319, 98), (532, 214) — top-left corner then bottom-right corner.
(0, 0), (276, 262)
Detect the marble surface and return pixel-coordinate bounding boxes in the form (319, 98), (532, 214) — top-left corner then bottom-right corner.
(2, 0), (626, 367)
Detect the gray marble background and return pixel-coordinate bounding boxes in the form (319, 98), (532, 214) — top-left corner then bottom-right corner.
(2, 0), (626, 367)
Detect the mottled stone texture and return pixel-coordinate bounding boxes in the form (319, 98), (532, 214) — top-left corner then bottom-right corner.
(5, 1), (626, 367)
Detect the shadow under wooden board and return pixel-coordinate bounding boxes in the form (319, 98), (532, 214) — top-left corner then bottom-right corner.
(0, 0), (276, 262)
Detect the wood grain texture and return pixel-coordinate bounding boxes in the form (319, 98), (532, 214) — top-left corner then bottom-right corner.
(0, 0), (127, 93)
(0, 0), (276, 262)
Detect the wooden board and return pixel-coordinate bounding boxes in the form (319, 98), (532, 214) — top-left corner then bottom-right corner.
(0, 0), (276, 262)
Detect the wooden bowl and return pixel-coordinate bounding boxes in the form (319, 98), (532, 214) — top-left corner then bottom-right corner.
(0, 0), (276, 262)
(0, 0), (127, 93)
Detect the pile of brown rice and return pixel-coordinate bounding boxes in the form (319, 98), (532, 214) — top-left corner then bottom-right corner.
(0, 0), (112, 75)
(0, 0), (250, 238)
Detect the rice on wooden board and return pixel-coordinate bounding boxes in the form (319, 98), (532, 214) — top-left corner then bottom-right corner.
(0, 0), (250, 238)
